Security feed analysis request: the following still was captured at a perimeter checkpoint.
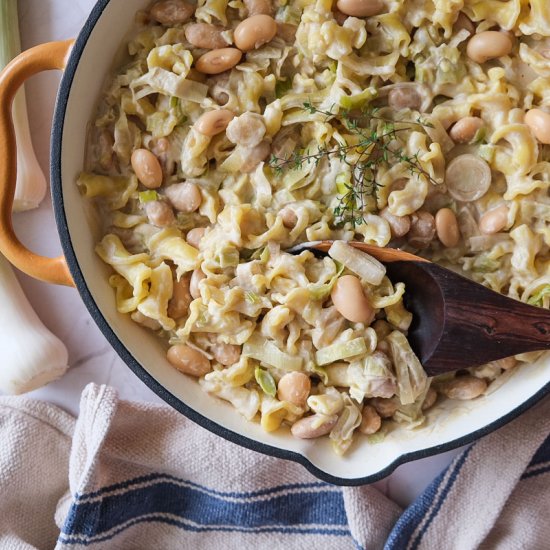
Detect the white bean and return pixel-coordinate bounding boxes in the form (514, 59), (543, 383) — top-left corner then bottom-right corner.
(435, 208), (460, 248)
(380, 207), (411, 238)
(190, 269), (206, 299)
(277, 372), (311, 407)
(524, 108), (550, 145)
(370, 397), (397, 418)
(212, 343), (241, 366)
(388, 87), (422, 111)
(167, 344), (211, 377)
(439, 376), (487, 400)
(226, 112), (266, 148)
(186, 227), (207, 249)
(467, 31), (513, 63)
(195, 109), (234, 136)
(144, 200), (175, 227)
(150, 0), (194, 25)
(131, 149), (163, 189)
(479, 205), (509, 234)
(331, 275), (375, 325)
(359, 405), (382, 435)
(165, 182), (202, 213)
(240, 141), (271, 173)
(336, 0), (384, 17)
(449, 117), (484, 143)
(244, 0), (272, 16)
(195, 48), (242, 74)
(185, 23), (229, 49)
(234, 15), (277, 52)
(291, 414), (338, 439)
(407, 211), (436, 249)
(280, 206), (298, 228)
(167, 273), (192, 319)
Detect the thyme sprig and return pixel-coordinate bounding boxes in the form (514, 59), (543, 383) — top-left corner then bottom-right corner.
(268, 102), (438, 227)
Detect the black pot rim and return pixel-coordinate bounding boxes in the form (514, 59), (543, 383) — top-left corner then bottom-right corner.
(50, 0), (550, 486)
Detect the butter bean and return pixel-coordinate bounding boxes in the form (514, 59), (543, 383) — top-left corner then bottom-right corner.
(467, 31), (513, 63)
(524, 108), (550, 144)
(408, 211), (436, 249)
(380, 207), (411, 238)
(131, 310), (162, 331)
(278, 372), (311, 407)
(422, 387), (438, 411)
(150, 0), (194, 25)
(144, 201), (175, 227)
(234, 15), (278, 52)
(195, 109), (235, 136)
(388, 87), (422, 111)
(244, 0), (272, 16)
(333, 8), (348, 25)
(226, 112), (266, 147)
(185, 23), (229, 50)
(195, 48), (242, 74)
(336, 0), (384, 17)
(331, 275), (375, 325)
(280, 206), (298, 228)
(291, 414), (338, 439)
(165, 182), (202, 213)
(190, 269), (206, 299)
(240, 141), (271, 172)
(439, 376), (487, 400)
(479, 204), (509, 234)
(359, 405), (382, 435)
(131, 149), (163, 189)
(435, 208), (461, 247)
(167, 344), (211, 377)
(167, 273), (192, 319)
(487, 356), (517, 371)
(212, 343), (241, 366)
(449, 117), (484, 143)
(186, 227), (207, 249)
(370, 397), (397, 418)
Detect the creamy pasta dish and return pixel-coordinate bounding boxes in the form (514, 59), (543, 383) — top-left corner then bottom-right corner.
(80, 0), (549, 454)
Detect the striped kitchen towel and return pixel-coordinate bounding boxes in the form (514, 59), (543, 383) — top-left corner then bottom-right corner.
(0, 384), (549, 550)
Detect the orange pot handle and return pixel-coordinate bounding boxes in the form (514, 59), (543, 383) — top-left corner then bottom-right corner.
(0, 39), (75, 287)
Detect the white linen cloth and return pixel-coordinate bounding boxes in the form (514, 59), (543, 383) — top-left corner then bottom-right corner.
(0, 383), (548, 549)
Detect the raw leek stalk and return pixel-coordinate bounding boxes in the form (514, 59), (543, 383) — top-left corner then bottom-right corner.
(0, 0), (47, 212)
(0, 254), (68, 394)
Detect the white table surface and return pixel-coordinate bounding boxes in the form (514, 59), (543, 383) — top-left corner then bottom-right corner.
(9, 0), (463, 508)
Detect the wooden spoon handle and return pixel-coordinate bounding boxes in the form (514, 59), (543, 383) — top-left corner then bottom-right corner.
(418, 263), (550, 372)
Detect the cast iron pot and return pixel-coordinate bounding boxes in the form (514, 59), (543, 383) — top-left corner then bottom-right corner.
(0, 0), (549, 485)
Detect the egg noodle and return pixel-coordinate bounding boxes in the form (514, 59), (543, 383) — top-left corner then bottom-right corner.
(80, 0), (549, 454)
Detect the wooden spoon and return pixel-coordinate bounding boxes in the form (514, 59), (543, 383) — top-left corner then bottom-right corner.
(289, 240), (550, 376)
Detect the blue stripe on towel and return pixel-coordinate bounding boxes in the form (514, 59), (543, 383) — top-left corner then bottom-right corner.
(384, 445), (474, 550)
(59, 516), (350, 546)
(522, 463), (550, 480)
(525, 434), (550, 469)
(60, 476), (349, 543)
(74, 472), (328, 502)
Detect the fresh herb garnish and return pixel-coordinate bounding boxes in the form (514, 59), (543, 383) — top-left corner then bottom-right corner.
(268, 102), (438, 227)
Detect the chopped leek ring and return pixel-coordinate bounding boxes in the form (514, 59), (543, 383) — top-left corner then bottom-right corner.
(255, 366), (277, 397)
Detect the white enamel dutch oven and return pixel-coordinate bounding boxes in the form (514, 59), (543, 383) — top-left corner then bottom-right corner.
(0, 0), (549, 485)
